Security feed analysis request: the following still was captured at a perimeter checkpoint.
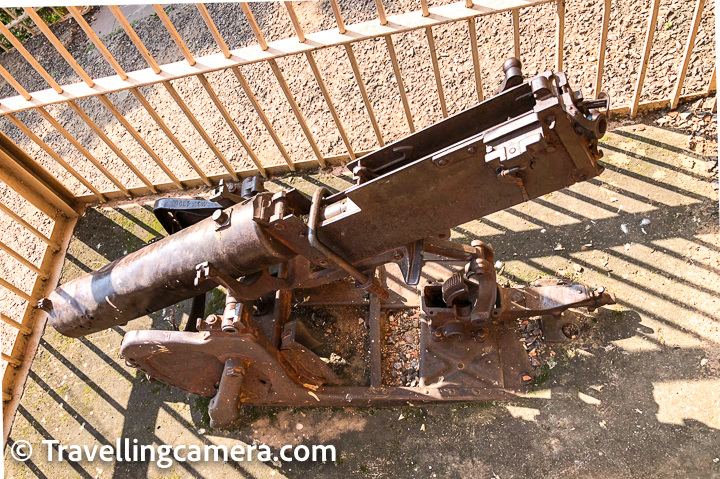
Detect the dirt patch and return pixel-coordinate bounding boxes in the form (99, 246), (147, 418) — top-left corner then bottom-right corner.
(295, 304), (370, 385)
(381, 309), (421, 387)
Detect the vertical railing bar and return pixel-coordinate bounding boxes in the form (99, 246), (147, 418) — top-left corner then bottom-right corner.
(375, 0), (388, 25)
(385, 35), (415, 133)
(594, 0), (611, 95)
(284, 2), (356, 160)
(229, 66), (296, 170)
(5, 112), (107, 202)
(23, 7), (95, 87)
(345, 44), (385, 147)
(267, 59), (326, 167)
(630, 0), (661, 117)
(466, 0), (474, 8)
(0, 21), (63, 93)
(195, 73), (268, 177)
(241, 3), (325, 167)
(555, 0), (565, 72)
(195, 3), (271, 175)
(96, 95), (184, 189)
(240, 3), (269, 50)
(468, 18), (484, 102)
(108, 5), (162, 74)
(130, 87), (212, 186)
(67, 6), (128, 80)
(329, 0), (346, 34)
(283, 2), (305, 43)
(421, 0), (430, 17)
(328, 0), (384, 145)
(36, 106), (132, 197)
(0, 277), (31, 302)
(162, 80), (240, 180)
(0, 312), (31, 335)
(0, 141), (77, 217)
(0, 64), (31, 100)
(0, 240), (47, 278)
(196, 3), (232, 58)
(304, 52), (356, 160)
(707, 66), (716, 93)
(425, 26), (448, 118)
(670, 0), (705, 109)
(65, 100), (157, 193)
(2, 8), (17, 20)
(1, 352), (22, 367)
(0, 201), (58, 248)
(512, 9), (521, 60)
(2, 10), (38, 40)
(152, 5), (196, 66)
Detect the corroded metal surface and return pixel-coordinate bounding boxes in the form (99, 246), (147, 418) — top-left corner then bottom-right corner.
(44, 61), (616, 426)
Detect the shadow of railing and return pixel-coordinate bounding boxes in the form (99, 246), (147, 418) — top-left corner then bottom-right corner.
(6, 124), (719, 477)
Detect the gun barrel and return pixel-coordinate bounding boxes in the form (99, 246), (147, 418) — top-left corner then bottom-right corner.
(46, 200), (295, 337)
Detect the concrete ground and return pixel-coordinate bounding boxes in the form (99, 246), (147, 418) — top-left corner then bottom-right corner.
(4, 121), (720, 478)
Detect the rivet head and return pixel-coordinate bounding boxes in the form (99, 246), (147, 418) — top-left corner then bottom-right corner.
(467, 146), (477, 154)
(212, 209), (228, 225)
(437, 158), (448, 167)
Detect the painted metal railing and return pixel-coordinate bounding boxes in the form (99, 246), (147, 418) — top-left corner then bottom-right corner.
(0, 0), (715, 436)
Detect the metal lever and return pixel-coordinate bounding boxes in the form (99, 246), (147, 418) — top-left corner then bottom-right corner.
(307, 187), (390, 301)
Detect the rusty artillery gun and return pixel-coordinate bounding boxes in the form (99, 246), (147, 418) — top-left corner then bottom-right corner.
(41, 59), (615, 428)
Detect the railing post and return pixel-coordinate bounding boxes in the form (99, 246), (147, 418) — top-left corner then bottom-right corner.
(630, 0), (661, 117)
(555, 0), (565, 71)
(669, 0), (706, 109)
(594, 0), (611, 95)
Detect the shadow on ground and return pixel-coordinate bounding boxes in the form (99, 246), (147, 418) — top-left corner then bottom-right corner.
(5, 123), (720, 478)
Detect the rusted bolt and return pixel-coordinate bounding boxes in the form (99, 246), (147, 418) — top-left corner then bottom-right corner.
(509, 147), (517, 154)
(212, 209), (228, 225)
(474, 328), (488, 343)
(393, 251), (404, 260)
(512, 292), (522, 302)
(457, 362), (465, 370)
(274, 223), (285, 230)
(227, 183), (237, 193)
(437, 158), (448, 167)
(467, 146), (477, 154)
(205, 314), (219, 325)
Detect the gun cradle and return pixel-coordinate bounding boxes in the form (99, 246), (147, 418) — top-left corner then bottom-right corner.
(42, 62), (616, 428)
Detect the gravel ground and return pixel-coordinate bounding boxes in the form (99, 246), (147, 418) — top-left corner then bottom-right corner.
(0, 0), (713, 197)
